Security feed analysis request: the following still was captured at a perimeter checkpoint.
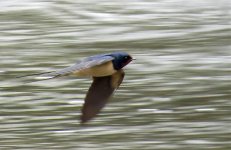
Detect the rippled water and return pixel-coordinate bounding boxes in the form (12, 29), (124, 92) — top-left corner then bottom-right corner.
(0, 0), (231, 149)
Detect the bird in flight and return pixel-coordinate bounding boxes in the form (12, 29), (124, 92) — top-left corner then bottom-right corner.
(21, 52), (133, 124)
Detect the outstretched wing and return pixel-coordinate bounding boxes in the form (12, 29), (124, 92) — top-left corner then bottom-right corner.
(21, 55), (114, 80)
(17, 54), (114, 80)
(54, 55), (114, 76)
(81, 70), (125, 124)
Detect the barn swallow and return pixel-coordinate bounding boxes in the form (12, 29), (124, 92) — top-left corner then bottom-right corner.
(21, 52), (133, 124)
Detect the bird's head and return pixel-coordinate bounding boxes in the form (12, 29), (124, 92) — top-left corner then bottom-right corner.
(110, 52), (133, 70)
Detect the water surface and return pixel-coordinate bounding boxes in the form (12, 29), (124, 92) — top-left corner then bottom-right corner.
(0, 0), (231, 149)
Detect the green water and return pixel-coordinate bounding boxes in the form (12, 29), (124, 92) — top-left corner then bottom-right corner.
(0, 0), (231, 149)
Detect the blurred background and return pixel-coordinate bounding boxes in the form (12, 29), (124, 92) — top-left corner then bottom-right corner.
(0, 0), (231, 149)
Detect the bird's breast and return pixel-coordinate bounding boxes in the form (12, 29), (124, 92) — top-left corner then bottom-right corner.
(73, 61), (116, 77)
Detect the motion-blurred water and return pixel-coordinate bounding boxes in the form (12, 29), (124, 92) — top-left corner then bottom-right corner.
(0, 0), (231, 149)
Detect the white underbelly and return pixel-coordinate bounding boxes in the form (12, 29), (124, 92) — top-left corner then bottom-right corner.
(73, 61), (116, 77)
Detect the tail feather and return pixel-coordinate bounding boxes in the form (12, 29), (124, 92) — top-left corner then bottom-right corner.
(17, 71), (64, 83)
(16, 71), (55, 78)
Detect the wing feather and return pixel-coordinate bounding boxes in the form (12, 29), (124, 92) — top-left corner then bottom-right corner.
(81, 70), (125, 124)
(41, 55), (114, 78)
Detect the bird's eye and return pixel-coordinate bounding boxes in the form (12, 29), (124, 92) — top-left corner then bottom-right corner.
(124, 56), (128, 59)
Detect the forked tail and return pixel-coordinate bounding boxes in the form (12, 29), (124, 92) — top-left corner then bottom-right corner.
(17, 71), (62, 83)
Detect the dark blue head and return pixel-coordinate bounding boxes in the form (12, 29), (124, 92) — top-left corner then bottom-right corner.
(109, 52), (133, 70)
